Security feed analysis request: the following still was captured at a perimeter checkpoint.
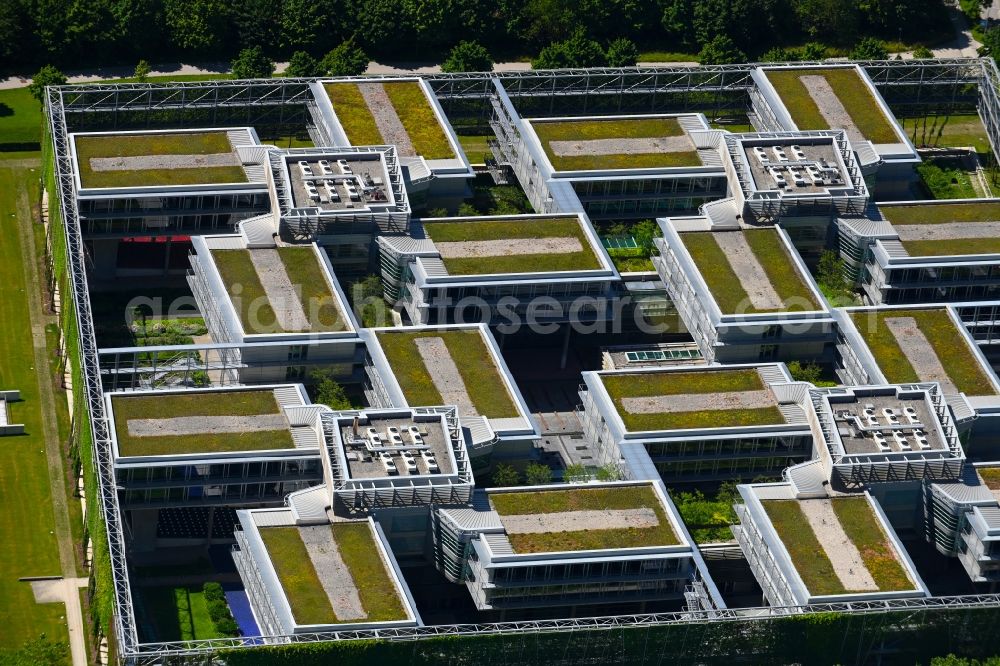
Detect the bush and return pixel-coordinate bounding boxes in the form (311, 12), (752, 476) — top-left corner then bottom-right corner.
(203, 582), (240, 638)
(442, 40), (493, 73)
(912, 45), (933, 59)
(28, 65), (67, 104)
(492, 463), (520, 487)
(698, 35), (746, 65)
(320, 38), (368, 76)
(533, 28), (607, 69)
(286, 50), (321, 77)
(564, 462), (589, 483)
(605, 37), (639, 67)
(230, 46), (275, 79)
(799, 42), (827, 61)
(850, 37), (888, 60)
(525, 462), (553, 485)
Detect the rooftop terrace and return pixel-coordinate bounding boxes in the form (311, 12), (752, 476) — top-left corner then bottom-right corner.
(375, 329), (519, 418)
(323, 80), (456, 160)
(761, 496), (915, 596)
(111, 389), (294, 457)
(258, 521), (408, 625)
(598, 367), (786, 432)
(210, 246), (348, 335)
(762, 66), (899, 145)
(528, 116), (704, 172)
(848, 308), (997, 397)
(421, 216), (603, 275)
(879, 202), (1000, 257)
(488, 484), (679, 554)
(680, 229), (822, 314)
(73, 130), (249, 188)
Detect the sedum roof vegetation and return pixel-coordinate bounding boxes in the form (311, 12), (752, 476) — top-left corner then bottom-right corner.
(422, 217), (602, 275)
(681, 230), (821, 314)
(211, 247), (347, 335)
(600, 368), (785, 431)
(112, 390), (293, 456)
(259, 523), (407, 626)
(977, 467), (1000, 490)
(376, 329), (520, 418)
(490, 485), (679, 553)
(765, 67), (899, 144)
(75, 131), (248, 188)
(324, 81), (455, 160)
(763, 497), (913, 596)
(882, 202), (1000, 256)
(849, 308), (997, 396)
(531, 117), (702, 171)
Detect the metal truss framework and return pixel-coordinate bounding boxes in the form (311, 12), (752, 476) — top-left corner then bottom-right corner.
(44, 57), (1000, 664)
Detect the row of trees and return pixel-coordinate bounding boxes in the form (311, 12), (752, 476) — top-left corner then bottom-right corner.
(1, 0), (948, 72)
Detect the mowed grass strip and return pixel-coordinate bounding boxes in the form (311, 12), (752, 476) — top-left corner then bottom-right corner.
(830, 497), (913, 591)
(376, 329), (520, 418)
(112, 390), (294, 455)
(849, 308), (996, 396)
(680, 232), (752, 313)
(901, 238), (1000, 257)
(743, 229), (822, 311)
(383, 82), (455, 160)
(490, 486), (679, 553)
(601, 369), (784, 431)
(0, 86), (43, 147)
(765, 68), (899, 144)
(324, 83), (384, 146)
(259, 527), (337, 625)
(276, 247), (347, 332)
(143, 586), (223, 641)
(762, 501), (847, 596)
(332, 523), (408, 622)
(532, 117), (701, 171)
(74, 132), (247, 188)
(881, 201), (1000, 225)
(423, 217), (602, 275)
(212, 250), (280, 334)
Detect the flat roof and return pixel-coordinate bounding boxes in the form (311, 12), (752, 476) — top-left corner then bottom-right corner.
(740, 137), (848, 194)
(338, 415), (454, 480)
(849, 308), (998, 397)
(760, 495), (916, 596)
(761, 66), (899, 145)
(285, 154), (394, 212)
(879, 202), (1000, 257)
(421, 216), (603, 275)
(258, 521), (408, 625)
(487, 484), (679, 554)
(375, 329), (520, 418)
(680, 229), (822, 314)
(598, 367), (786, 431)
(73, 130), (249, 188)
(528, 116), (704, 172)
(322, 80), (456, 160)
(110, 389), (294, 456)
(826, 392), (949, 455)
(210, 246), (349, 335)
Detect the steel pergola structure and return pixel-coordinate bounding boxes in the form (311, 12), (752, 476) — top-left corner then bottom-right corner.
(45, 57), (1000, 665)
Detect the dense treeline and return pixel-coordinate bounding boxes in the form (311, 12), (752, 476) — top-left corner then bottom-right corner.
(0, 0), (952, 73)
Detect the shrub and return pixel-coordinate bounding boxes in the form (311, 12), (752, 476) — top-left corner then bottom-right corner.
(605, 37), (639, 67)
(320, 38), (368, 76)
(286, 50), (321, 77)
(525, 462), (553, 485)
(203, 583), (240, 637)
(850, 37), (888, 60)
(29, 65), (67, 104)
(442, 40), (493, 73)
(492, 463), (520, 487)
(230, 46), (275, 79)
(698, 35), (747, 65)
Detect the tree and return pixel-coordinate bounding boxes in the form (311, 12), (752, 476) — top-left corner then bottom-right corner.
(982, 27), (1000, 63)
(787, 360), (823, 384)
(309, 368), (352, 410)
(28, 65), (67, 104)
(595, 464), (619, 481)
(280, 0), (327, 52)
(442, 40), (493, 73)
(850, 37), (888, 60)
(0, 634), (68, 666)
(533, 28), (607, 69)
(563, 462), (589, 483)
(133, 59), (151, 82)
(525, 462), (553, 485)
(605, 37), (638, 67)
(492, 463), (520, 487)
(698, 34), (746, 65)
(632, 219), (660, 252)
(912, 45), (933, 59)
(761, 46), (795, 62)
(799, 42), (827, 61)
(163, 0), (231, 52)
(230, 46), (274, 79)
(286, 50), (321, 77)
(660, 0), (696, 48)
(320, 38), (369, 77)
(817, 250), (846, 291)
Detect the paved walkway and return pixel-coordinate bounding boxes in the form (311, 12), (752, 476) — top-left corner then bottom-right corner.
(501, 508), (659, 534)
(621, 389), (775, 415)
(549, 135), (694, 156)
(713, 232), (785, 310)
(414, 337), (478, 415)
(31, 578), (89, 666)
(356, 83), (415, 156)
(883, 316), (958, 394)
(299, 525), (365, 621)
(799, 500), (879, 592)
(127, 413), (287, 437)
(435, 237), (582, 258)
(248, 248), (310, 332)
(895, 221), (1000, 241)
(801, 75), (866, 145)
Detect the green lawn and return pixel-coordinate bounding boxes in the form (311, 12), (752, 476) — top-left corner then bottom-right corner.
(490, 485), (679, 553)
(276, 247), (348, 332)
(143, 585), (224, 641)
(830, 497), (913, 591)
(849, 308), (996, 397)
(111, 390), (295, 456)
(423, 216), (602, 275)
(457, 134), (492, 163)
(376, 329), (520, 418)
(765, 68), (899, 144)
(74, 132), (247, 188)
(332, 523), (408, 622)
(899, 114), (992, 156)
(916, 160), (979, 200)
(881, 201), (1000, 225)
(0, 87), (43, 149)
(601, 369), (785, 431)
(0, 165), (69, 650)
(762, 500), (847, 596)
(531, 117), (701, 171)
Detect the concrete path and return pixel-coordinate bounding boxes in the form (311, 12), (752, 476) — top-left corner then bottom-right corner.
(799, 500), (879, 592)
(299, 525), (366, 621)
(621, 389), (775, 415)
(883, 316), (958, 394)
(894, 221), (1000, 241)
(435, 237), (582, 258)
(800, 75), (866, 145)
(500, 508), (660, 534)
(713, 232), (785, 310)
(414, 337), (478, 415)
(89, 153), (238, 171)
(127, 413), (287, 437)
(31, 578), (89, 666)
(356, 83), (416, 157)
(248, 248), (310, 331)
(549, 136), (694, 156)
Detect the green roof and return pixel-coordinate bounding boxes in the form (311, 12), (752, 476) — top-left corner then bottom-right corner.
(422, 217), (602, 275)
(978, 467), (1000, 490)
(600, 368), (785, 431)
(490, 485), (679, 553)
(75, 131), (248, 188)
(375, 329), (520, 418)
(259, 522), (408, 626)
(681, 229), (822, 314)
(849, 308), (997, 396)
(211, 247), (348, 335)
(111, 390), (293, 456)
(324, 81), (455, 160)
(531, 117), (702, 171)
(765, 67), (899, 144)
(880, 201), (1000, 225)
